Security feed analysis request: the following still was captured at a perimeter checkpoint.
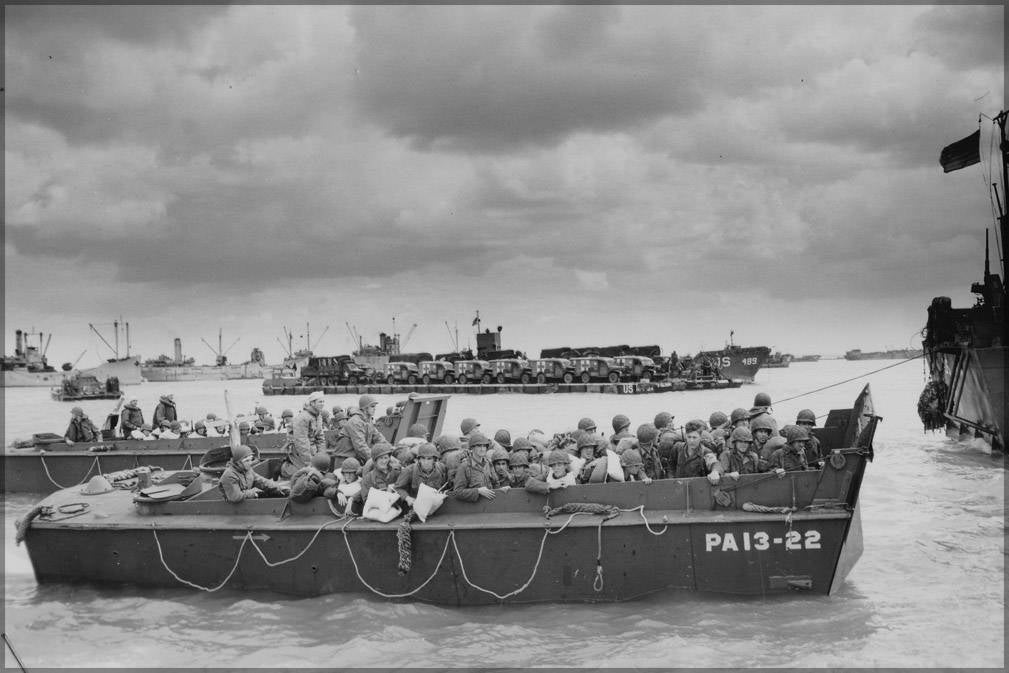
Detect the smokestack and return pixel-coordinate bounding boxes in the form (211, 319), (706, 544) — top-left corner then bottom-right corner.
(15, 330), (23, 356)
(174, 338), (183, 365)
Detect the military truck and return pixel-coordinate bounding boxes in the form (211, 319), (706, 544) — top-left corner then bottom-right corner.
(300, 355), (370, 386)
(569, 356), (626, 384)
(419, 360), (456, 384)
(385, 361), (420, 385)
(528, 358), (575, 384)
(454, 360), (493, 384)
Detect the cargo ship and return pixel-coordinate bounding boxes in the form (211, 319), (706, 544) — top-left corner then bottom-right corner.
(141, 333), (272, 382)
(918, 110), (1007, 453)
(695, 332), (770, 383)
(844, 348), (923, 361)
(3, 328), (142, 387)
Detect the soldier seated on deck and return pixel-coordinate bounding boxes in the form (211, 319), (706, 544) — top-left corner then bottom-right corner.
(322, 457), (364, 512)
(64, 407), (100, 445)
(524, 449), (576, 494)
(489, 447), (513, 489)
(219, 445), (288, 503)
(450, 431), (497, 502)
(137, 423), (155, 441)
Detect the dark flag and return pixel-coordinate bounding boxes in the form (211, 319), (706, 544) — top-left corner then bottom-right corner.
(940, 129), (980, 173)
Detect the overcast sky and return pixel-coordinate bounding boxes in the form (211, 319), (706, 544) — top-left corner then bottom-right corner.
(4, 5), (1004, 367)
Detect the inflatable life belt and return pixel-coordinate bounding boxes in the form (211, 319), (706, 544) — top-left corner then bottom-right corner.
(412, 482), (446, 522)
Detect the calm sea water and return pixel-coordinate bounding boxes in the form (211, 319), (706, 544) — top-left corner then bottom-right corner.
(3, 359), (1004, 668)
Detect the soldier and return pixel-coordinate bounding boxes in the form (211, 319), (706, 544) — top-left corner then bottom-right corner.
(193, 420), (208, 438)
(668, 419), (722, 484)
(634, 423), (665, 480)
(64, 407), (99, 445)
(795, 409), (824, 467)
(760, 435), (787, 463)
(749, 414), (777, 459)
(219, 445), (287, 503)
(610, 414), (633, 448)
(356, 442), (401, 504)
(748, 392), (779, 434)
(159, 420), (182, 440)
(504, 451), (527, 487)
(436, 434), (466, 483)
(331, 395), (382, 469)
(766, 425), (811, 474)
(488, 446), (513, 489)
(729, 408), (749, 430)
(708, 411), (730, 455)
(493, 429), (513, 452)
(282, 391), (327, 479)
(152, 394), (177, 428)
(653, 412), (675, 434)
(525, 449), (575, 494)
(322, 457), (363, 511)
(719, 426), (763, 478)
(120, 398), (144, 438)
(574, 433), (603, 483)
(394, 442), (448, 507)
(576, 417), (597, 434)
(254, 405), (276, 432)
(138, 423), (155, 441)
(510, 438), (545, 478)
(460, 417), (481, 442)
(620, 449), (652, 483)
(152, 419), (171, 439)
(277, 409), (296, 433)
(289, 453), (333, 503)
(451, 431), (497, 502)
(205, 413), (225, 437)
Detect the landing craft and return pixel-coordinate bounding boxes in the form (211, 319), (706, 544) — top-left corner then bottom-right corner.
(19, 386), (878, 603)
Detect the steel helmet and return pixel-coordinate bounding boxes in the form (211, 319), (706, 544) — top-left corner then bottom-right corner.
(752, 392), (772, 408)
(577, 432), (600, 450)
(416, 442), (438, 459)
(750, 414), (776, 433)
(435, 434), (462, 454)
(341, 457), (362, 473)
(784, 424), (810, 443)
(281, 409), (294, 419)
(359, 394), (378, 409)
(408, 423), (428, 438)
(493, 429), (512, 449)
(195, 420), (206, 430)
(508, 451), (530, 467)
(547, 450), (570, 466)
(729, 426), (754, 444)
(653, 412), (673, 429)
(169, 421), (181, 431)
(636, 423), (659, 444)
(612, 414), (631, 433)
(730, 408), (749, 424)
(468, 431), (490, 447)
(331, 406), (344, 416)
(709, 411), (729, 428)
(489, 447), (510, 464)
(620, 449), (643, 467)
(311, 454), (332, 471)
(577, 417), (597, 432)
(71, 406), (84, 416)
(511, 437), (534, 454)
(796, 409), (817, 426)
(255, 406), (268, 415)
(371, 442), (394, 460)
(460, 418), (480, 435)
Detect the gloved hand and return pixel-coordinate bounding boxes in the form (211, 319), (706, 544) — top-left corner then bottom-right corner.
(726, 471), (740, 480)
(774, 468), (786, 478)
(707, 471), (720, 485)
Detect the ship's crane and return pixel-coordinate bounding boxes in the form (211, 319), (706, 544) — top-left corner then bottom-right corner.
(310, 325), (330, 351)
(202, 328), (240, 365)
(445, 321), (459, 351)
(345, 322), (363, 351)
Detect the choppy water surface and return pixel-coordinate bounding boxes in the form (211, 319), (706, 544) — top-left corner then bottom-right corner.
(3, 359), (1004, 667)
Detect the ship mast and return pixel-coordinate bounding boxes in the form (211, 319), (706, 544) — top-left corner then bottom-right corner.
(996, 111), (1008, 286)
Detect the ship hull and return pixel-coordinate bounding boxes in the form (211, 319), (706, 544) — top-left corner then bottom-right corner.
(2, 370), (65, 387)
(141, 363), (269, 382)
(81, 357), (144, 385)
(696, 346), (770, 383)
